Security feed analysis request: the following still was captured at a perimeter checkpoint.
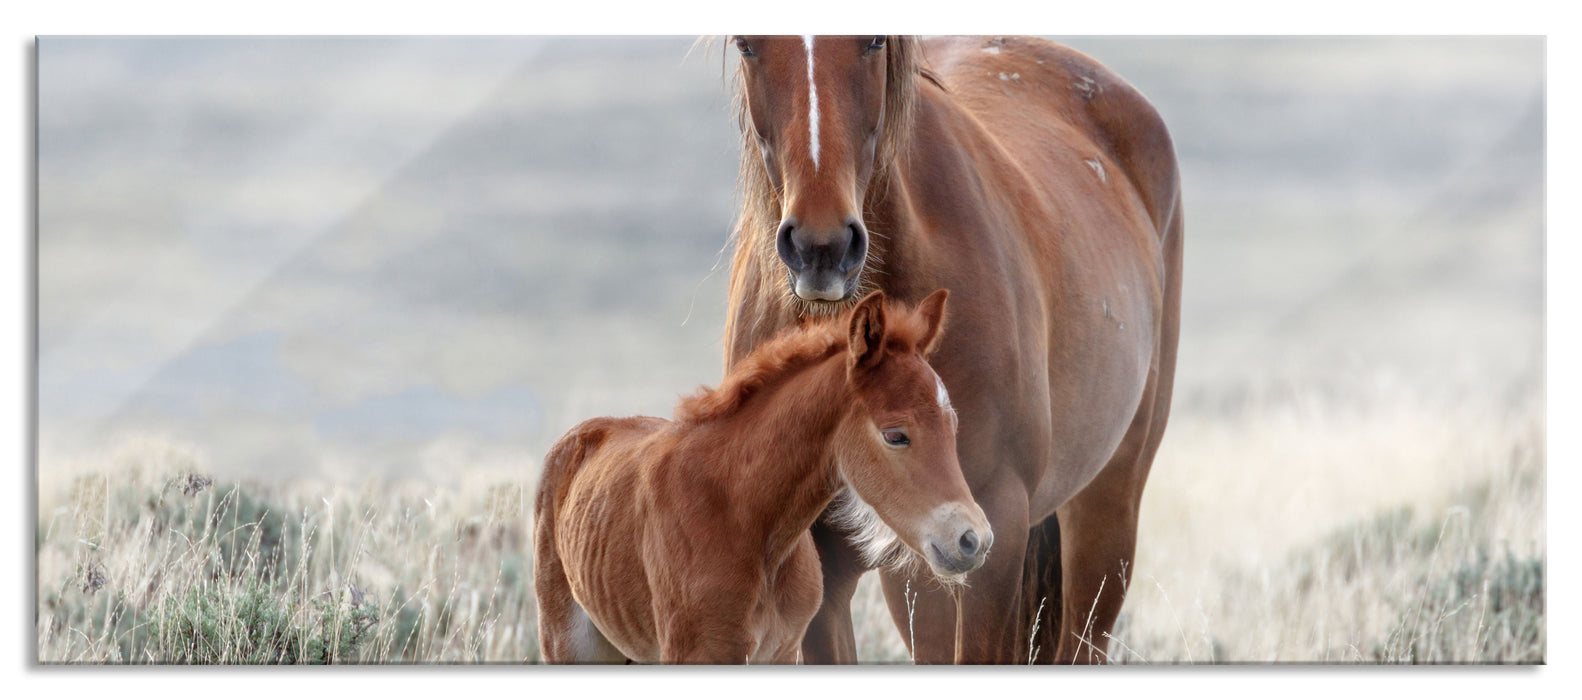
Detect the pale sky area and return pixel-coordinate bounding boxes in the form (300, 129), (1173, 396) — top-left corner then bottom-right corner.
(39, 37), (741, 481)
(37, 37), (1543, 485)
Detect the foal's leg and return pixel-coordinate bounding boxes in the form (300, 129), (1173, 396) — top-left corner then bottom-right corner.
(878, 482), (1032, 663)
(798, 519), (869, 663)
(533, 524), (628, 663)
(534, 559), (629, 663)
(661, 637), (757, 665)
(656, 611), (757, 664)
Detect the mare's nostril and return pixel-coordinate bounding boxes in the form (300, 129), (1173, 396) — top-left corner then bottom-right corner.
(776, 220), (802, 273)
(959, 529), (979, 557)
(839, 219), (868, 274)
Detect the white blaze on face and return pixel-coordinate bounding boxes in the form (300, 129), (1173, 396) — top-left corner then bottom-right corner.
(803, 34), (821, 172)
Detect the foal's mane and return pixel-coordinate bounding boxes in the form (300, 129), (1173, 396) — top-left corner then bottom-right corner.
(676, 295), (937, 425)
(724, 36), (934, 328)
(675, 322), (843, 425)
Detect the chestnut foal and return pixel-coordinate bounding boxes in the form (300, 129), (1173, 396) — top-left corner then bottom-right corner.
(534, 290), (990, 664)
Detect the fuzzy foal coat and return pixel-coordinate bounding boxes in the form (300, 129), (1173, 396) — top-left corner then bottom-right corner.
(534, 296), (953, 664)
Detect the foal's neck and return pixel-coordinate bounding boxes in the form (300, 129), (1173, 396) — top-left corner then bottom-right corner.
(716, 352), (854, 567)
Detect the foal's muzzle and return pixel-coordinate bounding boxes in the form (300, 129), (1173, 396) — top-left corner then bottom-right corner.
(921, 501), (993, 577)
(929, 524), (993, 575)
(776, 216), (868, 302)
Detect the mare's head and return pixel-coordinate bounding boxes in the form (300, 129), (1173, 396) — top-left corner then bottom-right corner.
(833, 289), (991, 580)
(731, 35), (919, 309)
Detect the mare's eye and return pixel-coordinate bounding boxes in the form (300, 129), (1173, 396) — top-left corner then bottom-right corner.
(735, 38), (755, 57)
(881, 428), (910, 447)
(866, 36), (887, 53)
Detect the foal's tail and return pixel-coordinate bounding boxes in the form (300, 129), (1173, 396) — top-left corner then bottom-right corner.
(533, 420), (610, 662)
(535, 422), (606, 533)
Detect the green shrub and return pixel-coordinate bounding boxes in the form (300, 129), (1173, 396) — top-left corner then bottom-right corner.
(150, 576), (376, 664)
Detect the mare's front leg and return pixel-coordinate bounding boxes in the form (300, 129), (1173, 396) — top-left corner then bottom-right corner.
(878, 481), (1032, 663)
(798, 518), (869, 663)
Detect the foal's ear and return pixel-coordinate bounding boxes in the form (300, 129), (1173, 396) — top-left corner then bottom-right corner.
(848, 291), (888, 370)
(916, 289), (950, 357)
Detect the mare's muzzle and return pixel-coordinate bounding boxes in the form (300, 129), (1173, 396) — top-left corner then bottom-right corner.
(777, 216), (868, 302)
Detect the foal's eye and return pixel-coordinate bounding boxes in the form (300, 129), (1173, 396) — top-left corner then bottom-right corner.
(866, 36), (887, 53)
(881, 428), (910, 447)
(735, 38), (755, 57)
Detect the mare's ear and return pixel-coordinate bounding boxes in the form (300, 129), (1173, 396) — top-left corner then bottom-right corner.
(916, 289), (950, 357)
(848, 291), (888, 370)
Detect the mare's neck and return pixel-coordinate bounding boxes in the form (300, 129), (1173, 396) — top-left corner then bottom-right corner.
(860, 84), (962, 301)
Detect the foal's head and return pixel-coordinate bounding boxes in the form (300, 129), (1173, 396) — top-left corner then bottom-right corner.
(732, 35), (919, 306)
(833, 290), (992, 579)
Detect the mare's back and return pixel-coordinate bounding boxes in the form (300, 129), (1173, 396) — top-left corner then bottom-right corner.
(921, 36), (1179, 233)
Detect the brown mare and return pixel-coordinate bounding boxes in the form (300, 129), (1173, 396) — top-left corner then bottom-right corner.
(534, 290), (991, 663)
(723, 36), (1183, 663)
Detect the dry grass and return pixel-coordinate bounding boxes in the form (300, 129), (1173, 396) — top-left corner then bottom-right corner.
(1101, 382), (1545, 663)
(36, 440), (536, 664)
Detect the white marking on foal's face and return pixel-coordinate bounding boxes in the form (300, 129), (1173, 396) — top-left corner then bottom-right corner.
(803, 34), (821, 172)
(1084, 157), (1108, 183)
(934, 372), (959, 432)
